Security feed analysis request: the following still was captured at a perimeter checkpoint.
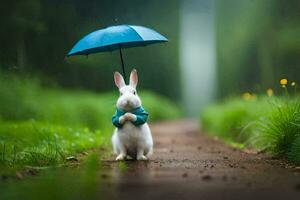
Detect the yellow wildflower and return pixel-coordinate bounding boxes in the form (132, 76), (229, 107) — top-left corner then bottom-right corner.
(280, 78), (288, 85)
(242, 92), (252, 100)
(266, 88), (273, 97)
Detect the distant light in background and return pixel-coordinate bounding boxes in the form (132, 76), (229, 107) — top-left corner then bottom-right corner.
(180, 0), (216, 117)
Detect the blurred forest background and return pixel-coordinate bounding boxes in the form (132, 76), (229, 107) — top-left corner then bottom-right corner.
(217, 0), (299, 97)
(0, 0), (299, 109)
(0, 0), (180, 98)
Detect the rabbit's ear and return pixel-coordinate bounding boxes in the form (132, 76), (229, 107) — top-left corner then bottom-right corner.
(129, 69), (138, 88)
(114, 72), (125, 89)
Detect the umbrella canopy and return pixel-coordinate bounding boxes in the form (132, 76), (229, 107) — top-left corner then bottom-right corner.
(67, 25), (168, 80)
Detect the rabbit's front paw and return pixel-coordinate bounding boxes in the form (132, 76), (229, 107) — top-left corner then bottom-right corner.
(116, 154), (126, 161)
(137, 155), (148, 161)
(124, 113), (137, 122)
(119, 116), (126, 124)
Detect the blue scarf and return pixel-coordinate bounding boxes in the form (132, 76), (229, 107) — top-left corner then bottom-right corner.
(112, 106), (149, 128)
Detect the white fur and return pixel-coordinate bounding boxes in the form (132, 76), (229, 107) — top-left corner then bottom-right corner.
(111, 69), (153, 161)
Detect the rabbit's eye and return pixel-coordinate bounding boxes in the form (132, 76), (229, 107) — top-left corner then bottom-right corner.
(120, 92), (123, 95)
(133, 91), (136, 95)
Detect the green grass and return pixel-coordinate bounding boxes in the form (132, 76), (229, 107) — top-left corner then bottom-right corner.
(201, 95), (300, 164)
(1, 152), (104, 200)
(0, 120), (104, 168)
(0, 72), (182, 170)
(201, 97), (272, 142)
(0, 73), (181, 129)
(250, 98), (300, 162)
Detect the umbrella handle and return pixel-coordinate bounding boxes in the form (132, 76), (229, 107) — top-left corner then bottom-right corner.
(118, 44), (126, 82)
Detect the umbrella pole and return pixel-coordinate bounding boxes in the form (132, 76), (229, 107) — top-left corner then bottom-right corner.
(118, 44), (126, 81)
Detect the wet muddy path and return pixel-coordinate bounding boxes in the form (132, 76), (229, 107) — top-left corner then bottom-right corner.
(100, 120), (300, 200)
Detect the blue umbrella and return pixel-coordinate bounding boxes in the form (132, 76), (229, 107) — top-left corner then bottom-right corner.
(67, 25), (168, 80)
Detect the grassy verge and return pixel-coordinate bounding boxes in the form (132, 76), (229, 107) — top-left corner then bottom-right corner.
(0, 72), (182, 171)
(201, 95), (300, 164)
(1, 152), (104, 200)
(0, 121), (104, 169)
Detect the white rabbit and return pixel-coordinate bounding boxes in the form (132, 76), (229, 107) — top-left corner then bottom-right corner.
(111, 69), (153, 161)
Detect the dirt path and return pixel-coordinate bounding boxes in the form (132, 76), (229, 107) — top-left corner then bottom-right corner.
(100, 120), (300, 200)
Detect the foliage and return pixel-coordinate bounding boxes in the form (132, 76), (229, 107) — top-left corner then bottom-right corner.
(0, 73), (182, 169)
(201, 97), (272, 142)
(0, 120), (105, 168)
(201, 95), (300, 164)
(0, 152), (104, 200)
(0, 0), (180, 99)
(250, 99), (300, 162)
(140, 92), (182, 121)
(216, 0), (300, 96)
(0, 72), (181, 129)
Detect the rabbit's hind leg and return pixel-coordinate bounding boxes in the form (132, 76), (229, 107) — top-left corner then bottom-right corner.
(115, 143), (127, 161)
(137, 148), (148, 161)
(112, 132), (127, 161)
(145, 146), (153, 159)
(116, 153), (126, 161)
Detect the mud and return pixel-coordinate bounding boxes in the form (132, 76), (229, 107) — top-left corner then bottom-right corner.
(99, 120), (300, 200)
